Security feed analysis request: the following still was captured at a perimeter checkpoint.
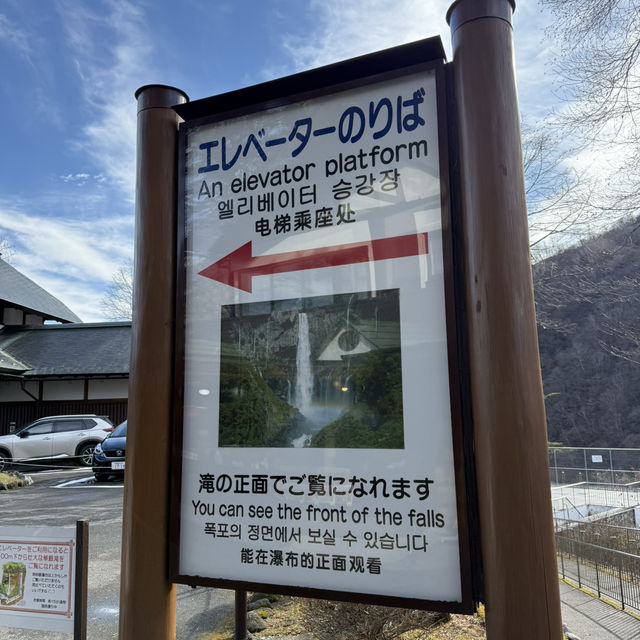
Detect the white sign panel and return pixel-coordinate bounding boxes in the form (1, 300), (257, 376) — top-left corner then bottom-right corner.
(0, 526), (75, 633)
(177, 62), (468, 607)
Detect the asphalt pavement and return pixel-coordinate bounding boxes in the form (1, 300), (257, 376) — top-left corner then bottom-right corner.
(4, 469), (640, 639)
(0, 467), (234, 639)
(560, 579), (640, 640)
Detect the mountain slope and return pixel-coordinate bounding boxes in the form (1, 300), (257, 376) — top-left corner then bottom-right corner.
(534, 217), (640, 447)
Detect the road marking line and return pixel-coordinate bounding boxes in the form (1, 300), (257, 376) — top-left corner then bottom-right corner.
(55, 483), (124, 488)
(54, 476), (94, 487)
(51, 475), (124, 488)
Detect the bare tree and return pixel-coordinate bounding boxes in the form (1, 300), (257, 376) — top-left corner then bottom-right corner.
(521, 120), (594, 258)
(543, 0), (640, 133)
(528, 1), (640, 372)
(540, 0), (640, 212)
(0, 237), (14, 262)
(101, 259), (133, 320)
(534, 217), (640, 446)
(534, 217), (640, 362)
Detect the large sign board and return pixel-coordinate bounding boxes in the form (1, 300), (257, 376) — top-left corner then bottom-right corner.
(172, 39), (473, 611)
(0, 526), (76, 633)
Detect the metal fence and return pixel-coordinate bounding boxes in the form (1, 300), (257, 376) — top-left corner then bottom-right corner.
(552, 481), (640, 516)
(551, 472), (640, 611)
(550, 447), (640, 485)
(555, 518), (640, 556)
(557, 535), (640, 612)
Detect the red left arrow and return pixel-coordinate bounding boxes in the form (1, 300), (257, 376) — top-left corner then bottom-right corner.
(198, 232), (429, 292)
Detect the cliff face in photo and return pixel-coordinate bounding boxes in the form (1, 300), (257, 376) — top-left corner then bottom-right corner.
(218, 355), (301, 447)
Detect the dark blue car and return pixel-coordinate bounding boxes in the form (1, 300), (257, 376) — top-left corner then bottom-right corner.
(92, 420), (126, 481)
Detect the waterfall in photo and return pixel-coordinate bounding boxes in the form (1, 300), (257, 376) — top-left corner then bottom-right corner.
(295, 312), (313, 413)
(290, 310), (352, 447)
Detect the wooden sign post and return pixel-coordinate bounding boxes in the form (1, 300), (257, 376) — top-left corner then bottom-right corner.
(119, 85), (187, 640)
(447, 1), (563, 637)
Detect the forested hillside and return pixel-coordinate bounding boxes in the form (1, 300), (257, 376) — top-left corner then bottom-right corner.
(534, 217), (640, 447)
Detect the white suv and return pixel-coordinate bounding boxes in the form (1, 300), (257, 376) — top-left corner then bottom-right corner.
(0, 415), (114, 471)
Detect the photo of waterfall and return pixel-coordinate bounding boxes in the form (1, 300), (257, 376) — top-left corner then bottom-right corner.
(218, 288), (404, 449)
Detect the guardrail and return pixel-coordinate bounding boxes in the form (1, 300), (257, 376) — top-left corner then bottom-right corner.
(557, 535), (640, 612)
(555, 517), (640, 555)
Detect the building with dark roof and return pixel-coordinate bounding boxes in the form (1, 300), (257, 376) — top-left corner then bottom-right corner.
(0, 258), (130, 434)
(0, 322), (131, 434)
(0, 257), (81, 325)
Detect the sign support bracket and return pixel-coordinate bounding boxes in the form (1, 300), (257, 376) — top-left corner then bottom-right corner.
(73, 520), (88, 640)
(235, 590), (248, 640)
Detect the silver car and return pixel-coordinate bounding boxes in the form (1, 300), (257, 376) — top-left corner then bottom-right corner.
(0, 415), (114, 472)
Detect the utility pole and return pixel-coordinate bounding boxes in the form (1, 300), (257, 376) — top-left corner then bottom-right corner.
(447, 1), (563, 637)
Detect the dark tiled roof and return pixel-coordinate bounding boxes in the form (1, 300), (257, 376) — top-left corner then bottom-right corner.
(0, 258), (81, 323)
(0, 322), (131, 377)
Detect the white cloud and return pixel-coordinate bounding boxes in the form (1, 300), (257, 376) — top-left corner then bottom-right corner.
(0, 2), (166, 322)
(512, 5), (557, 120)
(0, 207), (131, 277)
(0, 13), (33, 59)
(280, 0), (452, 72)
(60, 173), (91, 184)
(0, 200), (133, 321)
(277, 0), (552, 123)
(30, 272), (105, 324)
(58, 0), (154, 201)
(0, 0), (567, 324)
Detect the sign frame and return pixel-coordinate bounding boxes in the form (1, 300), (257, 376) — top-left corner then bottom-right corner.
(170, 37), (477, 614)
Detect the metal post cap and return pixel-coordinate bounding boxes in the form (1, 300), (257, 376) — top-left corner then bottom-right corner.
(135, 84), (189, 112)
(447, 0), (515, 34)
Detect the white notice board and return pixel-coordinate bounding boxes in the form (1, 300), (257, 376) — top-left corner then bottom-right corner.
(0, 525), (76, 633)
(173, 49), (473, 612)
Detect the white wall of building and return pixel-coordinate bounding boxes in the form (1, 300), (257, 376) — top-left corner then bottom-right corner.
(0, 380), (39, 401)
(0, 378), (129, 402)
(43, 380), (84, 400)
(88, 378), (128, 399)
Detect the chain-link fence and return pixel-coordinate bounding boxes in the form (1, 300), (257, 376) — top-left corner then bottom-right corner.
(552, 481), (640, 517)
(550, 447), (640, 485)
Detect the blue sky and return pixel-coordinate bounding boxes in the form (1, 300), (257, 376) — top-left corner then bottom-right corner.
(0, 0), (554, 322)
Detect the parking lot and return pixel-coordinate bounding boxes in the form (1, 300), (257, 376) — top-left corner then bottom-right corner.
(0, 467), (234, 639)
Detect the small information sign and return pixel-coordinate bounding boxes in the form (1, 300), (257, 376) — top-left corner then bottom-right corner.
(0, 526), (76, 633)
(172, 39), (473, 611)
